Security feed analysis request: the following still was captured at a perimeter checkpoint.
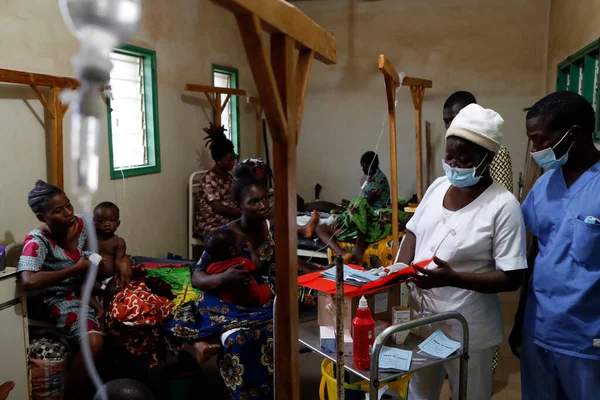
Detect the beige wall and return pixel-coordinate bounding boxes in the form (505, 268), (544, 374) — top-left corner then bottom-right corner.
(294, 0), (549, 201)
(0, 0), (258, 257)
(0, 0), (561, 255)
(546, 0), (600, 92)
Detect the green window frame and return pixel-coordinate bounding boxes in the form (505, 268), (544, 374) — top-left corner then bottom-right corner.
(557, 39), (600, 142)
(212, 64), (240, 153)
(107, 44), (161, 179)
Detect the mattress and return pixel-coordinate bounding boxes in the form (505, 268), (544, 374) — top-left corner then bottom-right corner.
(297, 236), (326, 252)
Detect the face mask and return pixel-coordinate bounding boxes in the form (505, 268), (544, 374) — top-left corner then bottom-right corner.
(530, 126), (575, 170)
(442, 154), (488, 188)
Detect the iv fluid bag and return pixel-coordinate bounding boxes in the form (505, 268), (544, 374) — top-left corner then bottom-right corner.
(60, 0), (141, 45)
(59, 0), (142, 81)
(70, 85), (101, 196)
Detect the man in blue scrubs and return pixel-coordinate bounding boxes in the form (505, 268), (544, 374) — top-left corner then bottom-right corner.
(510, 91), (600, 399)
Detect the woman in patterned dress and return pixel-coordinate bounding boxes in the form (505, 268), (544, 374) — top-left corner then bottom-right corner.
(360, 151), (391, 209)
(165, 175), (318, 400)
(17, 181), (103, 400)
(195, 124), (241, 238)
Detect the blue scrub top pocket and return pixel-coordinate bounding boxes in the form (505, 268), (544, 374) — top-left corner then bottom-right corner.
(570, 217), (600, 266)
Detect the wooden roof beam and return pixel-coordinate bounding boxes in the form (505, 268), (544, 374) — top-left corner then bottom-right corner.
(378, 56), (432, 89)
(403, 76), (433, 88)
(184, 84), (248, 96)
(235, 13), (288, 142)
(0, 68), (78, 89)
(215, 0), (337, 65)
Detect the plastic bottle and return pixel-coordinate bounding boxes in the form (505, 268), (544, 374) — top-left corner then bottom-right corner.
(352, 296), (375, 370)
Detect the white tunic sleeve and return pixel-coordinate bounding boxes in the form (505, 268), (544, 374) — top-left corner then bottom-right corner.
(492, 194), (527, 272)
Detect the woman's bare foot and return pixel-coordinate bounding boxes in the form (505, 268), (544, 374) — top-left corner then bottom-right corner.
(303, 211), (320, 238)
(0, 381), (15, 400)
(189, 341), (220, 364)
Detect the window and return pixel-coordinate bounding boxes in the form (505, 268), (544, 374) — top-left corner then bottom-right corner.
(557, 39), (600, 142)
(212, 65), (240, 153)
(107, 44), (161, 179)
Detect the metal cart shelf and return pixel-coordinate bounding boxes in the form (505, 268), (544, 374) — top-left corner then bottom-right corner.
(297, 311), (469, 399)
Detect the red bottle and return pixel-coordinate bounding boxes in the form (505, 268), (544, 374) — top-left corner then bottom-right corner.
(352, 296), (375, 370)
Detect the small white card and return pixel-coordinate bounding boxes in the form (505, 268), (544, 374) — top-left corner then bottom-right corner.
(418, 329), (461, 359)
(378, 346), (413, 371)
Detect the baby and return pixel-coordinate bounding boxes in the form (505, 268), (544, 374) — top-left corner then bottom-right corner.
(184, 229), (273, 365)
(94, 201), (131, 308)
(204, 229), (272, 307)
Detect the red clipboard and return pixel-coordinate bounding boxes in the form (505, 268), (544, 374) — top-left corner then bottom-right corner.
(298, 259), (432, 296)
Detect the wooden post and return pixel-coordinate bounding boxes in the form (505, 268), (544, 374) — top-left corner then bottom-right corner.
(214, 90), (222, 127)
(378, 55), (401, 257)
(29, 84), (66, 189)
(213, 1), (336, 398)
(410, 86), (425, 201)
(245, 96), (263, 157)
(0, 68), (80, 189)
(378, 56), (432, 249)
(50, 87), (64, 189)
(186, 85), (263, 149)
(385, 77), (399, 257)
(270, 32), (300, 400)
(255, 105), (263, 157)
(295, 50), (314, 142)
(426, 121), (432, 187)
(334, 255), (345, 399)
(248, 99), (263, 158)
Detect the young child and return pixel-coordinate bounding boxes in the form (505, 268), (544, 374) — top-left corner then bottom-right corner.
(183, 229), (273, 365)
(93, 201), (131, 308)
(204, 228), (272, 307)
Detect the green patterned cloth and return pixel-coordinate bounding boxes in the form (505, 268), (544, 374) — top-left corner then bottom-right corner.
(362, 168), (391, 209)
(146, 266), (201, 307)
(336, 198), (407, 244)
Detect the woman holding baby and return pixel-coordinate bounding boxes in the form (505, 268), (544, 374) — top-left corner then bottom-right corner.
(165, 174), (318, 400)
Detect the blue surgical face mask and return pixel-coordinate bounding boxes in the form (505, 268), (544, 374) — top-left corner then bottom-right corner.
(442, 154), (488, 188)
(530, 126), (575, 170)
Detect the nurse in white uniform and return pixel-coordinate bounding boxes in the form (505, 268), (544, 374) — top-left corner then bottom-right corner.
(398, 104), (527, 400)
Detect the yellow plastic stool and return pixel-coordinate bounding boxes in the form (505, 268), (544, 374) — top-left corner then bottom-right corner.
(319, 359), (411, 400)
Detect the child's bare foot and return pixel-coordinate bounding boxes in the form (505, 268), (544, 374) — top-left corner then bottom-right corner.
(304, 210), (320, 238)
(0, 381), (15, 400)
(189, 341), (220, 364)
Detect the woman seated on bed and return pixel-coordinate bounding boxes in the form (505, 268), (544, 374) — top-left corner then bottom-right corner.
(17, 181), (104, 400)
(195, 124), (241, 238)
(165, 175), (318, 400)
(315, 151), (407, 268)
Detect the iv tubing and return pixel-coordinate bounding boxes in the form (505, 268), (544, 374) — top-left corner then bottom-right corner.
(79, 207), (107, 399)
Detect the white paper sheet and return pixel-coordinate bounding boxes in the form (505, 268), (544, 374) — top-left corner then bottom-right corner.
(418, 329), (461, 358)
(378, 346), (413, 372)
